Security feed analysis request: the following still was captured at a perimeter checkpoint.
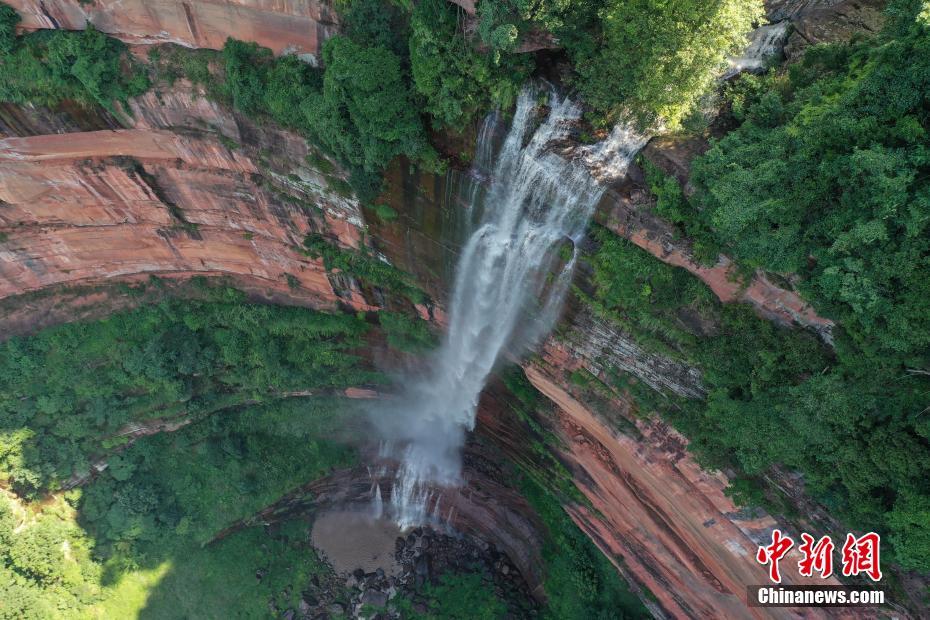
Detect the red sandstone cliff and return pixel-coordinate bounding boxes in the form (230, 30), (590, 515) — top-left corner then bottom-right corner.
(6, 0), (337, 57)
(0, 83), (378, 338)
(522, 362), (861, 619)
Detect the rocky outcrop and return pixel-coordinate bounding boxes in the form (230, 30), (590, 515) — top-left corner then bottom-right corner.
(6, 0), (338, 57)
(362, 159), (474, 302)
(0, 130), (358, 307)
(767, 0), (887, 60)
(543, 304), (706, 399)
(601, 147), (836, 342)
(307, 522), (538, 619)
(212, 458), (548, 599)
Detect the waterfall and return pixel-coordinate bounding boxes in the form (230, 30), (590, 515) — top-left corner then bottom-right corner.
(725, 21), (790, 77)
(371, 482), (384, 518)
(376, 88), (647, 529)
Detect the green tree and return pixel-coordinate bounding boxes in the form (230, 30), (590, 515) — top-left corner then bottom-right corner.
(7, 519), (66, 585)
(341, 0), (410, 60)
(222, 38), (272, 114)
(0, 2), (19, 55)
(0, 495), (14, 550)
(304, 35), (431, 172)
(574, 0), (764, 127)
(398, 572), (508, 619)
(887, 492), (930, 572)
(0, 14), (148, 111)
(409, 0), (532, 127)
(0, 574), (47, 620)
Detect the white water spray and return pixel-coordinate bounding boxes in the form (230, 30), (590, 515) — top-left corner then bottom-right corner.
(376, 88), (646, 529)
(726, 21), (790, 77)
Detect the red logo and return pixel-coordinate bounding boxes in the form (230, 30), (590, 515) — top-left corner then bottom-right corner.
(756, 529), (794, 584)
(798, 533), (834, 578)
(841, 532), (882, 582)
(756, 530), (882, 583)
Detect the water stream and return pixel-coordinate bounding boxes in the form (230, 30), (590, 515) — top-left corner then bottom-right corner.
(375, 88), (647, 528)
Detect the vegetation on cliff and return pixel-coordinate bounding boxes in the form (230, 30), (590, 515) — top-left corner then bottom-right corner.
(686, 2), (930, 572)
(570, 0), (930, 573)
(302, 233), (427, 305)
(570, 0), (763, 127)
(468, 0), (763, 127)
(409, 0), (532, 127)
(0, 289), (381, 617)
(0, 4), (147, 113)
(584, 205), (930, 570)
(500, 370), (649, 619)
(0, 0), (763, 180)
(692, 12), (930, 350)
(0, 287), (378, 498)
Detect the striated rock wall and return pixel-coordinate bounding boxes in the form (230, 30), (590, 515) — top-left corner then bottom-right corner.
(522, 362), (878, 619)
(6, 0), (338, 57)
(546, 304), (706, 399)
(0, 84), (378, 333)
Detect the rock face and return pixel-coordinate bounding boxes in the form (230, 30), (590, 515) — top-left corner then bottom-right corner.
(545, 304), (706, 399)
(766, 0), (888, 60)
(212, 458), (548, 600)
(0, 84), (374, 337)
(522, 362), (872, 620)
(6, 0), (338, 57)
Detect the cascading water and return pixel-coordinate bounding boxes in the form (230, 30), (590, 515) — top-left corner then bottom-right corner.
(375, 88), (647, 529)
(725, 21), (790, 77)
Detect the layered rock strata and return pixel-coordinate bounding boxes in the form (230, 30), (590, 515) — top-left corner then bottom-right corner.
(6, 0), (338, 57)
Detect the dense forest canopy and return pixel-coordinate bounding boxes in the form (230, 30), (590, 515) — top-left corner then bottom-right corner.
(583, 0), (930, 572)
(0, 287), (379, 498)
(685, 1), (930, 571)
